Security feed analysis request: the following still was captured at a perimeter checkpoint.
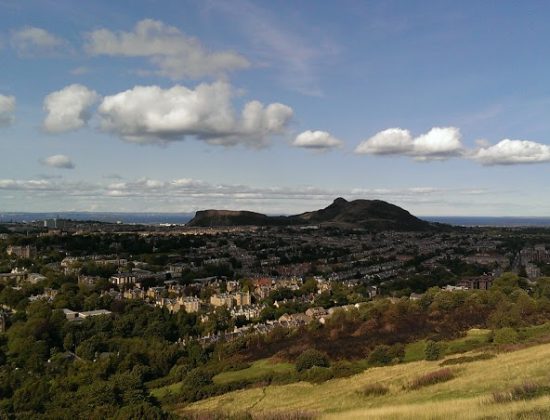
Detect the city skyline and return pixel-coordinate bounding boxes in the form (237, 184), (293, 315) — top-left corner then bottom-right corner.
(2, 1), (550, 215)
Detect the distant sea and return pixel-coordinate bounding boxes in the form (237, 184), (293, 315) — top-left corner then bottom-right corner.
(424, 216), (550, 227)
(0, 212), (195, 225)
(2, 212), (550, 227)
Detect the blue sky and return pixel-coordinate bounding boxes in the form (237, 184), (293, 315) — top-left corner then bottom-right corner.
(1, 0), (550, 216)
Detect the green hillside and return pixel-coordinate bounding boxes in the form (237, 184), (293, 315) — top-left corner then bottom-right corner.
(176, 341), (550, 419)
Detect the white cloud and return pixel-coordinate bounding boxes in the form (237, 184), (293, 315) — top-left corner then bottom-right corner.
(0, 175), (499, 214)
(412, 127), (463, 160)
(11, 26), (66, 56)
(355, 126), (463, 161)
(0, 179), (53, 190)
(0, 94), (16, 127)
(43, 84), (99, 133)
(354, 128), (413, 155)
(85, 19), (249, 80)
(97, 81), (293, 147)
(472, 139), (550, 165)
(292, 130), (343, 150)
(40, 155), (75, 169)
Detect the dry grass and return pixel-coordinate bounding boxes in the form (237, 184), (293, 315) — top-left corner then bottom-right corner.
(175, 340), (550, 420)
(358, 383), (389, 397)
(180, 410), (316, 420)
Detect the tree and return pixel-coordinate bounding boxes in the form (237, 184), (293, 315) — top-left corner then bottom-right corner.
(295, 349), (330, 372)
(367, 345), (392, 366)
(424, 340), (441, 361)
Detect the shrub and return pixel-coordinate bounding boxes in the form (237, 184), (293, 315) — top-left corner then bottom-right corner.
(424, 340), (441, 361)
(222, 361), (251, 372)
(493, 327), (519, 345)
(295, 349), (330, 372)
(367, 345), (392, 366)
(299, 366), (334, 383)
(408, 368), (454, 390)
(330, 360), (363, 378)
(184, 368), (214, 389)
(439, 353), (495, 366)
(358, 383), (389, 397)
(387, 343), (405, 362)
(491, 381), (549, 403)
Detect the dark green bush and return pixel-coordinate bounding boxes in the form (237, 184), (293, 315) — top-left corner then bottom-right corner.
(367, 345), (392, 366)
(330, 360), (363, 378)
(295, 349), (330, 372)
(299, 366), (334, 383)
(493, 328), (519, 345)
(424, 340), (441, 361)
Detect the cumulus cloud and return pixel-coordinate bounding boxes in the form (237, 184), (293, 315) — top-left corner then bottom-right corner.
(413, 127), (463, 160)
(40, 155), (75, 169)
(97, 81), (293, 147)
(471, 139), (550, 165)
(0, 94), (16, 127)
(11, 26), (66, 56)
(292, 130), (343, 151)
(85, 19), (249, 80)
(43, 84), (99, 133)
(0, 175), (496, 214)
(354, 128), (413, 155)
(355, 127), (463, 160)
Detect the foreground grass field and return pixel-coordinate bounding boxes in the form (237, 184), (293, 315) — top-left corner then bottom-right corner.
(177, 340), (550, 419)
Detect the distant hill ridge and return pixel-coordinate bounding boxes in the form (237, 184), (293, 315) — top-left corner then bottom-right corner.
(186, 197), (442, 231)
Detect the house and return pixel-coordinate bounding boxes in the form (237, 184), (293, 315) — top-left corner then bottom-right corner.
(226, 280), (239, 292)
(305, 307), (328, 318)
(123, 288), (146, 300)
(147, 286), (166, 299)
(7, 245), (37, 259)
(110, 272), (136, 286)
(234, 290), (251, 306)
(27, 273), (47, 284)
(210, 293), (235, 308)
(278, 312), (312, 325)
(0, 268), (28, 284)
(181, 296), (201, 313)
(78, 275), (103, 287)
(79, 309), (112, 319)
(457, 275), (493, 290)
(62, 308), (112, 321)
(169, 263), (188, 277)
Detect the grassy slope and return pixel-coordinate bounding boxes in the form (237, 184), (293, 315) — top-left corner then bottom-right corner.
(151, 359), (294, 399)
(178, 341), (550, 419)
(213, 359), (294, 385)
(403, 328), (491, 363)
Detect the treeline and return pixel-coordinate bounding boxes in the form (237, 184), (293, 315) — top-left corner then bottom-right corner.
(0, 300), (204, 419)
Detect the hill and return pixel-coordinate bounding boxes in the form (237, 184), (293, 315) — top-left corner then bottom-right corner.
(186, 198), (440, 231)
(177, 341), (550, 419)
(185, 209), (290, 227)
